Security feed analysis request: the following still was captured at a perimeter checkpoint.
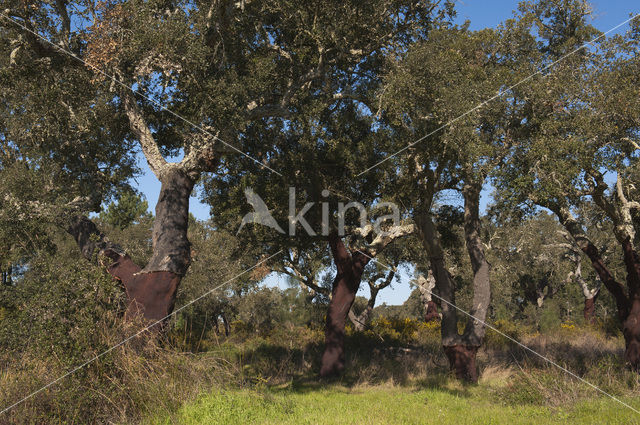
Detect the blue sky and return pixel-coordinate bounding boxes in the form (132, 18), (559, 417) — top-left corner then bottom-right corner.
(132, 0), (638, 305)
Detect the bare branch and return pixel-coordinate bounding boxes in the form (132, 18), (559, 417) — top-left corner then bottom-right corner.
(122, 92), (168, 178)
(351, 223), (415, 257)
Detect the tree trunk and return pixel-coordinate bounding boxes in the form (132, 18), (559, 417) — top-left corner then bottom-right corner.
(458, 183), (491, 382)
(413, 181), (490, 384)
(125, 168), (194, 320)
(623, 297), (640, 371)
(567, 255), (600, 323)
(584, 294), (598, 323)
(621, 239), (640, 370)
(552, 205), (640, 368)
(320, 234), (370, 377)
(443, 345), (479, 382)
(414, 211), (459, 345)
(68, 168), (194, 323)
(221, 313), (230, 336)
(425, 301), (440, 322)
(414, 211), (470, 379)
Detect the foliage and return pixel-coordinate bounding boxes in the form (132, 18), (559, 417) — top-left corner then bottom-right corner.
(99, 190), (152, 230)
(1, 0), (640, 423)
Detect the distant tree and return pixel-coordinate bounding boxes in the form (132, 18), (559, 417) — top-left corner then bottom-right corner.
(380, 25), (508, 382)
(348, 261), (398, 331)
(99, 191), (151, 230)
(493, 1), (640, 368)
(487, 212), (604, 323)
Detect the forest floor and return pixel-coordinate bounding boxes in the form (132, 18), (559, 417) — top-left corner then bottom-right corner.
(4, 317), (638, 424)
(144, 378), (640, 425)
(134, 323), (640, 424)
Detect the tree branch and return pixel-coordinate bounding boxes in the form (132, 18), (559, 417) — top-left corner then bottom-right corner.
(122, 92), (168, 178)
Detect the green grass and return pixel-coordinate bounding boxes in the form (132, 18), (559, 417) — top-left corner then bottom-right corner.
(146, 381), (640, 425)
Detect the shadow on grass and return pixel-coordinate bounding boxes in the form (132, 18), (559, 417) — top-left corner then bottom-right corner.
(201, 326), (629, 403)
(230, 331), (472, 397)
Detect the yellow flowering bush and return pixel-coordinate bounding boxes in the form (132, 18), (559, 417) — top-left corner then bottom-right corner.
(485, 319), (534, 349)
(355, 317), (441, 346)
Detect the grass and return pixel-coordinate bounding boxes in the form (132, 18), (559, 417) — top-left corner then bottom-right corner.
(139, 323), (640, 425)
(3, 317), (638, 424)
(145, 379), (640, 425)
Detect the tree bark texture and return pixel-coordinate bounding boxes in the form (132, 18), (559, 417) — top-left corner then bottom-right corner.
(320, 234), (370, 377)
(443, 345), (479, 382)
(68, 167), (194, 322)
(413, 182), (490, 383)
(583, 295), (598, 323)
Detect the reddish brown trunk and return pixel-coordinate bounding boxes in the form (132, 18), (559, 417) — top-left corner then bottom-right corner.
(553, 206), (631, 322)
(320, 234), (370, 377)
(580, 242), (630, 322)
(620, 240), (640, 370)
(623, 298), (640, 371)
(443, 345), (479, 383)
(622, 239), (640, 300)
(68, 168), (194, 325)
(123, 272), (181, 321)
(553, 205), (640, 371)
(320, 273), (359, 377)
(583, 296), (597, 324)
(425, 300), (440, 322)
(83, 239), (183, 322)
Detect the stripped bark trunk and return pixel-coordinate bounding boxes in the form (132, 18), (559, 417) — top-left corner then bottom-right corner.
(66, 90), (222, 325)
(569, 258), (600, 323)
(320, 224), (414, 376)
(320, 234), (370, 377)
(553, 206), (631, 321)
(68, 167), (194, 323)
(621, 238), (640, 370)
(584, 295), (598, 323)
(425, 301), (440, 322)
(581, 171), (640, 368)
(414, 181), (490, 383)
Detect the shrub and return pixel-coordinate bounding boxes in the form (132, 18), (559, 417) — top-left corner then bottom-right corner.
(485, 319), (535, 350)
